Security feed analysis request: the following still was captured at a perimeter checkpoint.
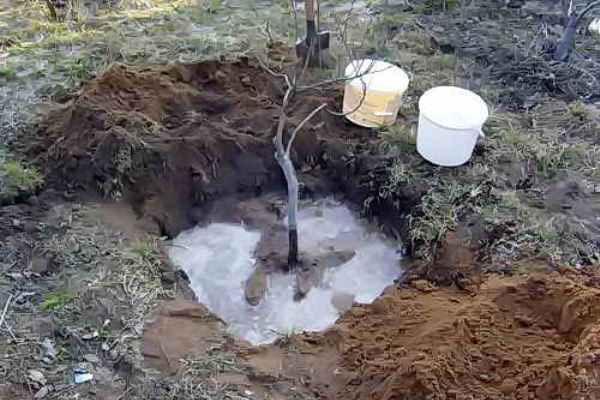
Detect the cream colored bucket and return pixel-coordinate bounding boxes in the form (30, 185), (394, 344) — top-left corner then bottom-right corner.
(343, 59), (410, 128)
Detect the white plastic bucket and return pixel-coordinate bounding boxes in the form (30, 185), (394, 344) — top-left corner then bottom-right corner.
(417, 86), (489, 167)
(590, 18), (600, 37)
(343, 59), (410, 128)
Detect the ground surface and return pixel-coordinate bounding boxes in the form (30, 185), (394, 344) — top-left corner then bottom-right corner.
(1, 0), (600, 399)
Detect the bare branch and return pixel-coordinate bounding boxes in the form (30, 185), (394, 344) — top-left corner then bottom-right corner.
(275, 88), (294, 156)
(0, 293), (13, 331)
(286, 103), (327, 156)
(257, 56), (293, 91)
(577, 0), (600, 24)
(326, 78), (367, 117)
(297, 60), (388, 92)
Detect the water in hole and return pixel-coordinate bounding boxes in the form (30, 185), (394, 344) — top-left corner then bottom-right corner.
(168, 199), (403, 345)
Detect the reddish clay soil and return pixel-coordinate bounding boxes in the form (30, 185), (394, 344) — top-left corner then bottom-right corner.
(140, 268), (600, 400)
(273, 268), (600, 400)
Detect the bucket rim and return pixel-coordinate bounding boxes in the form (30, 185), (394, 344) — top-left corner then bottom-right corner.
(418, 86), (489, 130)
(345, 59), (410, 92)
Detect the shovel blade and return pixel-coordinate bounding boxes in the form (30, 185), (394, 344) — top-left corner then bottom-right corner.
(295, 31), (331, 60)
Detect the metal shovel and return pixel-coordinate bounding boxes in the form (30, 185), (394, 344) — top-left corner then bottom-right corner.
(295, 0), (330, 64)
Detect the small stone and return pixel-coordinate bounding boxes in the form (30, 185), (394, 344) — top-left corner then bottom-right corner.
(411, 280), (435, 293)
(12, 219), (21, 228)
(27, 370), (46, 386)
(81, 331), (99, 340)
(74, 372), (93, 384)
(34, 386), (50, 399)
(500, 379), (518, 394)
(41, 338), (57, 362)
(245, 267), (268, 306)
(30, 255), (51, 275)
(101, 343), (110, 352)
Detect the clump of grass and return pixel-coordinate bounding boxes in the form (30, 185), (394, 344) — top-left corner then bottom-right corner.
(41, 291), (75, 311)
(568, 101), (589, 120)
(379, 124), (416, 154)
(415, 0), (460, 14)
(479, 190), (599, 265)
(486, 122), (596, 179)
(0, 160), (44, 204)
(0, 67), (17, 80)
(409, 181), (491, 261)
(119, 238), (174, 330)
(380, 160), (416, 201)
(181, 352), (242, 378)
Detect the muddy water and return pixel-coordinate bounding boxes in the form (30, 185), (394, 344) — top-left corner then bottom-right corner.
(168, 199), (403, 345)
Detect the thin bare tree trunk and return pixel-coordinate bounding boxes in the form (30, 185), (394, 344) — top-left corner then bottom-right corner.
(554, 0), (600, 61)
(554, 15), (578, 61)
(275, 150), (299, 267)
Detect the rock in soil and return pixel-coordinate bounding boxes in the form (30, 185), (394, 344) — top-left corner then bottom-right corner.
(245, 267), (268, 306)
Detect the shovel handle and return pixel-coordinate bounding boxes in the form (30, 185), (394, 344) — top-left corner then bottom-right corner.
(305, 0), (315, 22)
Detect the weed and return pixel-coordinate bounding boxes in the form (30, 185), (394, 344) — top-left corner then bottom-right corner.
(0, 160), (44, 203)
(0, 67), (17, 80)
(379, 124), (416, 154)
(568, 101), (589, 120)
(181, 352), (242, 378)
(409, 181), (490, 260)
(380, 161), (415, 200)
(41, 291), (75, 311)
(415, 0), (460, 14)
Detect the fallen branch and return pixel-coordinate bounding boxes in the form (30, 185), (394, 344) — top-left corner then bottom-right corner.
(0, 293), (13, 333)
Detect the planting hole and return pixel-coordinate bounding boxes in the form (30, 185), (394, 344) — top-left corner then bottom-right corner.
(168, 199), (404, 344)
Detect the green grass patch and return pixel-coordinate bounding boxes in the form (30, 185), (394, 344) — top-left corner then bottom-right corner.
(42, 291), (75, 311)
(409, 181), (491, 260)
(0, 67), (17, 80)
(0, 160), (44, 203)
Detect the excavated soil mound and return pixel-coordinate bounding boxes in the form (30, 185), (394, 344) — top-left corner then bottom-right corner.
(33, 58), (402, 237)
(288, 269), (600, 400)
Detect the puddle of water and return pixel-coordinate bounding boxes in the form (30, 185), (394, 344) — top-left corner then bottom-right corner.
(168, 199), (403, 345)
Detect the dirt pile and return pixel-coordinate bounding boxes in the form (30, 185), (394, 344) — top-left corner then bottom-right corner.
(291, 269), (600, 400)
(31, 58), (415, 239)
